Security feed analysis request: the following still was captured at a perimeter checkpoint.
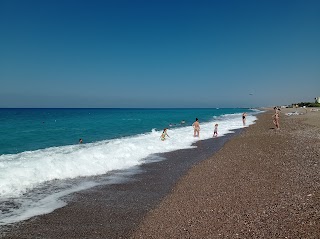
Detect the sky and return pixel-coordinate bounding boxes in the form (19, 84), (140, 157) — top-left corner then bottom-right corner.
(0, 0), (319, 108)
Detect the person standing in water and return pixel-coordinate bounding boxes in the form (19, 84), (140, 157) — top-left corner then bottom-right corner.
(213, 123), (218, 137)
(192, 118), (200, 137)
(242, 112), (247, 126)
(160, 128), (170, 141)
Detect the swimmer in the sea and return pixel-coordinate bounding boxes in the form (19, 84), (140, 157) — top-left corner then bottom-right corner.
(160, 128), (170, 141)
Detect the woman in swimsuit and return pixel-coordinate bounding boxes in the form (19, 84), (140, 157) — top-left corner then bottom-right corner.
(242, 112), (247, 126)
(273, 113), (280, 129)
(160, 128), (170, 141)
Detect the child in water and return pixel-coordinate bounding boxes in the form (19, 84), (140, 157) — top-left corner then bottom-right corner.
(213, 124), (218, 137)
(160, 128), (170, 141)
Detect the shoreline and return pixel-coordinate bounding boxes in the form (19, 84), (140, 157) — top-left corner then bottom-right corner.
(130, 109), (320, 238)
(1, 124), (245, 238)
(2, 109), (319, 238)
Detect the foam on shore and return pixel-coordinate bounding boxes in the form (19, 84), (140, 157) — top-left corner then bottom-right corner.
(0, 112), (258, 226)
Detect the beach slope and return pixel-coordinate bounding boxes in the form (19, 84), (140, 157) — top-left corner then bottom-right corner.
(131, 110), (320, 238)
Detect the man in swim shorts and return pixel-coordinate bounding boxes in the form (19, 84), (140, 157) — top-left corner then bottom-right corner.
(192, 118), (200, 137)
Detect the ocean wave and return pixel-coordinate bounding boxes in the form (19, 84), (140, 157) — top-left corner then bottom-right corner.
(0, 112), (258, 226)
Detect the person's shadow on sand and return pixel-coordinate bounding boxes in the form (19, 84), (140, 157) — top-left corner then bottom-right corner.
(269, 127), (275, 130)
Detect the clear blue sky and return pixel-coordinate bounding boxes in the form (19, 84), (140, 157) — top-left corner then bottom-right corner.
(0, 0), (319, 108)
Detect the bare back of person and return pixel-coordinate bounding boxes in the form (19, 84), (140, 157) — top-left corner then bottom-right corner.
(192, 118), (200, 137)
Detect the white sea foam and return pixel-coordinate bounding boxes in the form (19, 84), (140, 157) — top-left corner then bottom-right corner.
(0, 112), (258, 225)
(0, 113), (257, 198)
(0, 181), (97, 225)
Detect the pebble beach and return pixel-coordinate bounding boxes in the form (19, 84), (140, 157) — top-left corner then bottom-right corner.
(131, 108), (320, 238)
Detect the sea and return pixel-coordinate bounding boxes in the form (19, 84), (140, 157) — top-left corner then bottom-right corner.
(0, 108), (260, 226)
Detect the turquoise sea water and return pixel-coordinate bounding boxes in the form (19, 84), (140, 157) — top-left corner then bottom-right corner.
(0, 107), (259, 226)
(0, 108), (249, 155)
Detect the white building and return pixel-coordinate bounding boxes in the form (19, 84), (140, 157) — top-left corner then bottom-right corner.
(315, 97), (320, 103)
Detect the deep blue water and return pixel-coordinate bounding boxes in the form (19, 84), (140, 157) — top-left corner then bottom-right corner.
(0, 108), (249, 155)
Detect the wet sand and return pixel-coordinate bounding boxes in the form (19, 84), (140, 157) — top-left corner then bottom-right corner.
(130, 109), (320, 238)
(2, 109), (320, 238)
